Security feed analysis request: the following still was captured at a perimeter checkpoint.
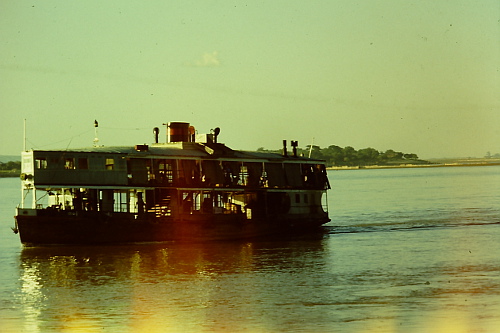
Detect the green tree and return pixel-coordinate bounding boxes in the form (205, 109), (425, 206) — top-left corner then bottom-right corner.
(253, 144), (425, 167)
(343, 146), (357, 166)
(357, 147), (380, 165)
(403, 153), (419, 160)
(0, 161), (21, 170)
(323, 145), (344, 166)
(381, 149), (403, 160)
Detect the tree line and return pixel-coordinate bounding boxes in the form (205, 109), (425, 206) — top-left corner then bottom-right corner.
(0, 145), (425, 172)
(257, 145), (425, 167)
(0, 161), (21, 171)
(0, 161), (21, 177)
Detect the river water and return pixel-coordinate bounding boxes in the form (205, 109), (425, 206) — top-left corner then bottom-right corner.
(1, 166), (499, 333)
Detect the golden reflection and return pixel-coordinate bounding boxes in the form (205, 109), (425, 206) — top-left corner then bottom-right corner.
(48, 256), (78, 286)
(17, 234), (500, 333)
(18, 240), (282, 332)
(19, 263), (43, 333)
(127, 241), (258, 332)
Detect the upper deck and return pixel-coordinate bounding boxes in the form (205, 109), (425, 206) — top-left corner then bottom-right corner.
(21, 141), (329, 190)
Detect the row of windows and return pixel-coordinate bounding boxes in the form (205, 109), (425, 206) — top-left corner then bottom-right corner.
(295, 193), (312, 204)
(35, 157), (115, 170)
(32, 156), (328, 189)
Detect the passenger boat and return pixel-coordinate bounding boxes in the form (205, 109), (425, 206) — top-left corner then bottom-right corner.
(14, 122), (330, 245)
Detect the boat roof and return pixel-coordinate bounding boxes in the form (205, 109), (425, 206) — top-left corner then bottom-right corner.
(29, 142), (325, 163)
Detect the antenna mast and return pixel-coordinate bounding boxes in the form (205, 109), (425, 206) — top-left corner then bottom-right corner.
(308, 137), (315, 158)
(23, 119), (27, 151)
(93, 120), (99, 147)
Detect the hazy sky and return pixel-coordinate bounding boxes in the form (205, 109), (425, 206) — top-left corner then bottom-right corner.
(1, 1), (499, 158)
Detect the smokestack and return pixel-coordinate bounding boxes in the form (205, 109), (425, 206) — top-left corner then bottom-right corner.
(291, 140), (298, 157)
(214, 127), (220, 143)
(282, 140), (288, 157)
(189, 126), (196, 142)
(167, 122), (190, 142)
(153, 127), (159, 143)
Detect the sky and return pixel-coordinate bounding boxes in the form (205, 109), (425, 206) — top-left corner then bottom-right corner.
(1, 0), (499, 159)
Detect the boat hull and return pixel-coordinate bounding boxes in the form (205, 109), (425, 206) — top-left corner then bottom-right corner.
(15, 211), (330, 245)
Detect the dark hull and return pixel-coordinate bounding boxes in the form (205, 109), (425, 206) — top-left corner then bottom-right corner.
(15, 212), (330, 245)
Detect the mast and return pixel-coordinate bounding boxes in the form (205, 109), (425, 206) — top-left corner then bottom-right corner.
(308, 137), (314, 158)
(93, 120), (99, 147)
(21, 119), (26, 209)
(23, 119), (26, 152)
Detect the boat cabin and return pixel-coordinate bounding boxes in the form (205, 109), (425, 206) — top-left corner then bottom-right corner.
(18, 122), (329, 222)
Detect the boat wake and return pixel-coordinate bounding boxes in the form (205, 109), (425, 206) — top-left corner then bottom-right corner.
(324, 209), (500, 235)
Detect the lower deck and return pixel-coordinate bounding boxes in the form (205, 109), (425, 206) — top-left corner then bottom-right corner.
(15, 207), (330, 245)
(19, 186), (329, 221)
(15, 185), (329, 245)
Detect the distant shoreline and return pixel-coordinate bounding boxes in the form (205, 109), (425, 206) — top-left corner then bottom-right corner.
(328, 161), (500, 170)
(0, 170), (20, 178)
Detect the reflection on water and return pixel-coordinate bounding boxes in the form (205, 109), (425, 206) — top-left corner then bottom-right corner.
(17, 237), (328, 332)
(16, 226), (500, 333)
(19, 263), (44, 333)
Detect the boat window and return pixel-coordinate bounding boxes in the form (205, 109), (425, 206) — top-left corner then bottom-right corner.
(201, 192), (213, 213)
(64, 158), (75, 170)
(35, 157), (47, 169)
(179, 160), (200, 186)
(244, 162), (262, 187)
(105, 158), (114, 170)
(78, 158), (89, 170)
(302, 163), (330, 189)
(114, 191), (129, 212)
(304, 193), (309, 203)
(128, 158), (148, 185)
(239, 165), (248, 186)
(157, 159), (174, 185)
(284, 163), (302, 187)
(201, 160), (224, 186)
(181, 191), (195, 213)
(222, 161), (240, 187)
(265, 163), (286, 187)
(295, 193), (300, 203)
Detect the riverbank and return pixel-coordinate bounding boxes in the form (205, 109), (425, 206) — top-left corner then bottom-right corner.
(0, 170), (19, 178)
(328, 158), (500, 170)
